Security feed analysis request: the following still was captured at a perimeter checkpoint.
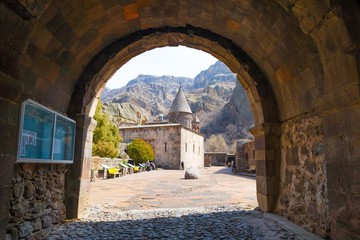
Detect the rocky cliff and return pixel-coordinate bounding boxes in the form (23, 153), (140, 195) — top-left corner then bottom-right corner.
(101, 61), (254, 151)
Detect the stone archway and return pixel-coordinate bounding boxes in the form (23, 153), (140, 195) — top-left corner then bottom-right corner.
(66, 26), (281, 219)
(1, 1), (359, 239)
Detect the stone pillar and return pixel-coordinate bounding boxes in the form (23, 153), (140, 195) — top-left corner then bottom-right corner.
(0, 100), (19, 239)
(64, 114), (96, 218)
(236, 140), (248, 172)
(250, 123), (281, 212)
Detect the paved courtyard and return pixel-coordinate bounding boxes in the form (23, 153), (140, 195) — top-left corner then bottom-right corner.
(88, 166), (258, 211)
(39, 167), (321, 239)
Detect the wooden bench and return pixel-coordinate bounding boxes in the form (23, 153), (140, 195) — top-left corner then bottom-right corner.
(128, 164), (140, 173)
(108, 168), (120, 178)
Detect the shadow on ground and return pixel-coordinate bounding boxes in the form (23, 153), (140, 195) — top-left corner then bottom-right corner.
(213, 167), (256, 180)
(38, 208), (295, 240)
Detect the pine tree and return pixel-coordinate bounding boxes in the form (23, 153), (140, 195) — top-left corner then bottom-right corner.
(92, 101), (122, 158)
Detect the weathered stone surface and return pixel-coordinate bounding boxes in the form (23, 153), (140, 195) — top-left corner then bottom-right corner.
(8, 164), (66, 238)
(204, 152), (227, 166)
(42, 215), (52, 229)
(278, 114), (330, 237)
(185, 167), (201, 179)
(31, 218), (42, 232)
(18, 221), (33, 238)
(23, 181), (36, 199)
(236, 140), (255, 172)
(0, 1), (359, 239)
(120, 124), (204, 170)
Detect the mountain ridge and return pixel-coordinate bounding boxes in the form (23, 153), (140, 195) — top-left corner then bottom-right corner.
(101, 61), (254, 152)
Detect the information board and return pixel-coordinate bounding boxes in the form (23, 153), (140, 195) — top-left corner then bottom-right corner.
(17, 100), (75, 163)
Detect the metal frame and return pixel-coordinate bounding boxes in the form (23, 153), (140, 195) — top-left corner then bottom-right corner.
(17, 99), (76, 164)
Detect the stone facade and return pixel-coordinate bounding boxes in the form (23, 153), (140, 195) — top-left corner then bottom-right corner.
(236, 140), (256, 172)
(180, 126), (205, 170)
(168, 111), (193, 129)
(8, 164), (66, 239)
(204, 153), (227, 166)
(120, 124), (204, 170)
(276, 114), (330, 237)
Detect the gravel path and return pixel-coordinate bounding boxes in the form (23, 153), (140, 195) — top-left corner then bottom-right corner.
(39, 205), (301, 240)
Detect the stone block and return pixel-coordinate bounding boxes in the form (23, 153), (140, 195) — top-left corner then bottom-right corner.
(0, 186), (11, 226)
(41, 216), (52, 229)
(30, 24), (53, 52)
(18, 221), (33, 238)
(184, 167), (201, 179)
(256, 160), (265, 176)
(349, 133), (360, 162)
(257, 192), (269, 212)
(102, 0), (119, 10)
(77, 190), (89, 217)
(285, 147), (298, 166)
(291, 0), (329, 34)
(0, 71), (24, 101)
(225, 18), (240, 32)
(31, 218), (42, 232)
(254, 135), (265, 149)
(256, 175), (267, 194)
(0, 45), (21, 79)
(327, 163), (360, 194)
(86, 4), (106, 22)
(324, 136), (350, 163)
(46, 12), (65, 34)
(0, 156), (15, 188)
(255, 149), (265, 161)
(123, 3), (140, 21)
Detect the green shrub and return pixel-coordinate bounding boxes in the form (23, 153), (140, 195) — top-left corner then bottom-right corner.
(127, 138), (154, 164)
(92, 101), (122, 158)
(92, 141), (119, 158)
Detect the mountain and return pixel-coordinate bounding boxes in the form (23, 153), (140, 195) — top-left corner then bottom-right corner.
(101, 61), (254, 151)
(193, 61), (236, 89)
(201, 80), (254, 146)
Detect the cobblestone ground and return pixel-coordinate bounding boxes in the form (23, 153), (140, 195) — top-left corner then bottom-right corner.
(38, 168), (320, 239)
(39, 205), (305, 240)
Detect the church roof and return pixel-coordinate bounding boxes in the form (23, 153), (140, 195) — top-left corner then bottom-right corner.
(192, 114), (200, 123)
(169, 87), (192, 114)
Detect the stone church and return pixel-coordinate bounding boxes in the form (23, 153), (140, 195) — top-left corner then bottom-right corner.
(120, 87), (204, 169)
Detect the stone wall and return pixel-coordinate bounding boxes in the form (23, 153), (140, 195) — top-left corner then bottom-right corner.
(168, 112), (193, 129)
(236, 140), (255, 172)
(204, 153), (227, 166)
(277, 114), (330, 237)
(91, 157), (124, 170)
(120, 124), (182, 169)
(120, 124), (204, 169)
(7, 164), (66, 239)
(180, 127), (204, 169)
(90, 157), (127, 180)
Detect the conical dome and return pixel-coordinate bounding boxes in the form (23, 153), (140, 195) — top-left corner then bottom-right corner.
(192, 114), (200, 123)
(169, 87), (192, 114)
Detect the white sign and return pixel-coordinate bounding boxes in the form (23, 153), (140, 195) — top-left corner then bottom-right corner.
(54, 139), (61, 154)
(23, 130), (37, 146)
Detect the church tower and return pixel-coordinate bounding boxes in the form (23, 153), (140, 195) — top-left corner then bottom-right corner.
(192, 114), (201, 133)
(168, 87), (193, 128)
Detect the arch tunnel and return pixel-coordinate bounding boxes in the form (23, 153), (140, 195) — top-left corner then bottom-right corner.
(0, 1), (359, 239)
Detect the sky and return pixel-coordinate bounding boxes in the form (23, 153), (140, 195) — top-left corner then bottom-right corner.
(105, 46), (218, 89)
